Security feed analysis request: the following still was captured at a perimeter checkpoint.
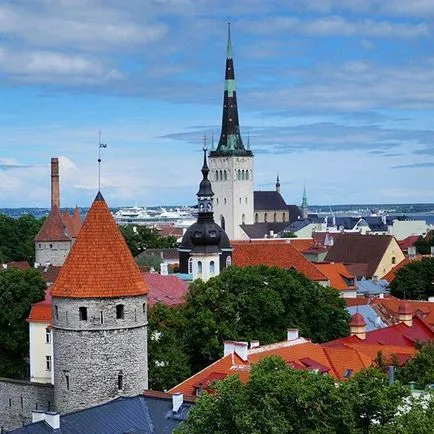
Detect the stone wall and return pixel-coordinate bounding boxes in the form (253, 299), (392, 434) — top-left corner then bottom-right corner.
(0, 378), (53, 431)
(52, 295), (148, 414)
(35, 241), (71, 266)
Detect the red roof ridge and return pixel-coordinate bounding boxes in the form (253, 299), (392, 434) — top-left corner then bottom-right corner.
(35, 205), (72, 242)
(51, 193), (148, 298)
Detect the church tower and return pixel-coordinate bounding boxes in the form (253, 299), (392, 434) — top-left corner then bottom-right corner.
(51, 191), (148, 414)
(209, 24), (254, 240)
(179, 143), (232, 281)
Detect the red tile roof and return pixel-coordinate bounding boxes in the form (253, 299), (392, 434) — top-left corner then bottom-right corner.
(35, 205), (72, 242)
(27, 288), (52, 323)
(232, 241), (328, 282)
(51, 193), (148, 298)
(62, 210), (77, 238)
(4, 261), (31, 271)
(37, 264), (61, 284)
(72, 206), (82, 235)
(350, 312), (366, 327)
(314, 262), (355, 290)
(143, 273), (188, 307)
(288, 238), (315, 252)
(398, 235), (420, 251)
(382, 256), (425, 284)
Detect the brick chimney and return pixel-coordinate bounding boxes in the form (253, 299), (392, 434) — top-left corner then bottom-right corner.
(51, 157), (60, 210)
(398, 301), (412, 327)
(350, 312), (366, 339)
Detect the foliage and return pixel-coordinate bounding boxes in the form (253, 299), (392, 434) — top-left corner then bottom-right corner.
(182, 265), (350, 372)
(119, 224), (178, 257)
(0, 214), (44, 264)
(147, 303), (190, 391)
(0, 268), (46, 378)
(176, 358), (411, 434)
(135, 254), (163, 272)
(414, 235), (434, 255)
(281, 231), (297, 238)
(396, 341), (434, 389)
(389, 258), (434, 300)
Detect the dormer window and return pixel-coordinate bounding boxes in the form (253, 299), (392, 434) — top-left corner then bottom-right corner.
(194, 231), (202, 238)
(209, 230), (217, 238)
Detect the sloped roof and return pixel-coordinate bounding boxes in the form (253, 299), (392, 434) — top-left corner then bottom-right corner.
(143, 273), (188, 306)
(27, 288), (52, 323)
(287, 205), (302, 223)
(51, 192), (148, 298)
(239, 222), (289, 239)
(254, 191), (288, 211)
(314, 262), (355, 290)
(62, 210), (77, 238)
(37, 264), (61, 284)
(398, 235), (420, 251)
(232, 241), (328, 281)
(35, 205), (72, 242)
(8, 394), (193, 434)
(72, 206), (82, 235)
(289, 238), (315, 252)
(382, 255), (427, 284)
(4, 261), (31, 271)
(325, 233), (396, 278)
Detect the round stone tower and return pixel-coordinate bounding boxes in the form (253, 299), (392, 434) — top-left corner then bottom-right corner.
(51, 191), (148, 414)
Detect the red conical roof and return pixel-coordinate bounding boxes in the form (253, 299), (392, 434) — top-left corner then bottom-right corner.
(350, 312), (366, 327)
(35, 205), (72, 242)
(51, 192), (148, 298)
(72, 206), (82, 235)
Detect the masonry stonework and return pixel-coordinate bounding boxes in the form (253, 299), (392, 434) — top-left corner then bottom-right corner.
(35, 241), (72, 266)
(52, 295), (148, 414)
(0, 378), (53, 431)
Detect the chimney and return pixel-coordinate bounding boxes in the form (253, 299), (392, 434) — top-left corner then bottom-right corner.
(172, 393), (183, 413)
(287, 328), (299, 341)
(51, 158), (60, 210)
(160, 263), (168, 275)
(398, 301), (412, 327)
(408, 246), (416, 259)
(250, 340), (260, 349)
(349, 313), (366, 340)
(32, 411), (60, 429)
(223, 340), (248, 361)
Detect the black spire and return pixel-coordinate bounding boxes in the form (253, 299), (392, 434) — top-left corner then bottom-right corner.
(197, 138), (214, 216)
(210, 23), (252, 157)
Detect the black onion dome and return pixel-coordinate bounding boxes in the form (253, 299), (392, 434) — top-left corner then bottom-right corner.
(197, 177), (213, 197)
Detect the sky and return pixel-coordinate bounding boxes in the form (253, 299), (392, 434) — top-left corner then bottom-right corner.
(1, 0), (434, 208)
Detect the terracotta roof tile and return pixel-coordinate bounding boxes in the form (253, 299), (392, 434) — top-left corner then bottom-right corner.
(350, 312), (366, 327)
(289, 238), (315, 252)
(4, 261), (31, 271)
(62, 210), (77, 238)
(398, 235), (420, 251)
(51, 193), (148, 298)
(314, 262), (355, 290)
(35, 205), (72, 242)
(27, 288), (52, 323)
(37, 264), (62, 284)
(72, 206), (82, 235)
(232, 241), (328, 281)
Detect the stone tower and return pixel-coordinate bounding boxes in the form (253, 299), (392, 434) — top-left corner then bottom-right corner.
(179, 145), (232, 281)
(51, 191), (148, 414)
(301, 185), (309, 220)
(209, 24), (254, 240)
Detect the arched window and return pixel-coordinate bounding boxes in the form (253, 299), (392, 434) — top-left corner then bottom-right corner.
(79, 306), (87, 321)
(224, 198), (227, 204)
(197, 261), (203, 274)
(283, 212), (286, 222)
(226, 256), (232, 267)
(210, 261), (215, 274)
(246, 170), (249, 180)
(255, 213), (259, 223)
(216, 198), (219, 204)
(242, 169), (245, 180)
(274, 213), (277, 222)
(188, 257), (193, 274)
(221, 215), (225, 230)
(242, 213), (246, 224)
(264, 213), (268, 222)
(237, 170), (241, 180)
(224, 170), (227, 181)
(215, 170), (219, 181)
(219, 170), (223, 181)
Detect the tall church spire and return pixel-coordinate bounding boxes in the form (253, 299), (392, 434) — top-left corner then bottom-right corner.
(301, 185), (309, 220)
(276, 173), (280, 193)
(211, 23), (252, 157)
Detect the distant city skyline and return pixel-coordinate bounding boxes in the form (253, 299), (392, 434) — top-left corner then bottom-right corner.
(1, 1), (434, 207)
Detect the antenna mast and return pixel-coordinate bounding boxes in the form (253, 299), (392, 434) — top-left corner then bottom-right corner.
(98, 130), (107, 191)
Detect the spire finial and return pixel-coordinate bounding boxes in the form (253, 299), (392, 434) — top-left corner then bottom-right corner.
(276, 172), (280, 193)
(227, 22), (233, 59)
(98, 130), (108, 192)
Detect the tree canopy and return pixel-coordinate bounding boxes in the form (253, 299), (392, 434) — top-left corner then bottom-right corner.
(0, 268), (46, 378)
(389, 258), (434, 300)
(175, 357), (411, 434)
(119, 224), (178, 257)
(147, 265), (350, 388)
(414, 234), (434, 255)
(0, 214), (44, 264)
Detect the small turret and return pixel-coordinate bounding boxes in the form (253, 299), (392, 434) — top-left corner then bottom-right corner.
(276, 174), (280, 193)
(301, 185), (309, 220)
(350, 312), (366, 340)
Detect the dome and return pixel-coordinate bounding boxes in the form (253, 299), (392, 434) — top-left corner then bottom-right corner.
(197, 178), (213, 197)
(180, 220), (231, 250)
(350, 312), (366, 327)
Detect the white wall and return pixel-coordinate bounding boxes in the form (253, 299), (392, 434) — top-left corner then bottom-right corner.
(29, 322), (52, 384)
(390, 220), (428, 241)
(192, 254), (220, 281)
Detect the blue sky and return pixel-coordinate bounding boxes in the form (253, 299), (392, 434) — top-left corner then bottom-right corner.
(1, 0), (434, 207)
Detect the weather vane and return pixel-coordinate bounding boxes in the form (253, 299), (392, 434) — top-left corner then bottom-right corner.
(98, 130), (108, 191)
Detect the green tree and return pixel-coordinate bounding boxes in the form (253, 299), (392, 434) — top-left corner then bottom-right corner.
(119, 224), (178, 257)
(348, 367), (410, 433)
(0, 268), (46, 378)
(135, 254), (163, 272)
(148, 303), (190, 390)
(389, 258), (434, 300)
(182, 265), (350, 372)
(396, 341), (434, 389)
(414, 236), (432, 255)
(0, 214), (44, 264)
